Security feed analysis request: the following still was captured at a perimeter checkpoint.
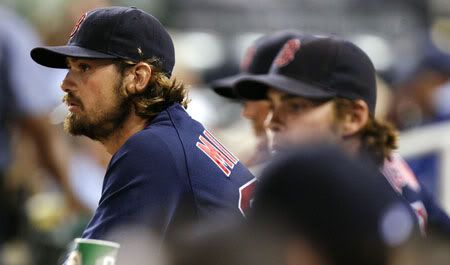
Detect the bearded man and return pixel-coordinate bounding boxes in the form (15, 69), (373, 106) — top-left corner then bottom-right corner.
(31, 6), (254, 241)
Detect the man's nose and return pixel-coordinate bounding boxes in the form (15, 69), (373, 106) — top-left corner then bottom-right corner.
(241, 101), (255, 120)
(268, 110), (283, 133)
(60, 71), (76, 93)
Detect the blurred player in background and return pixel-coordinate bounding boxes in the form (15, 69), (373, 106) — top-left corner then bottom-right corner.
(0, 5), (87, 246)
(210, 31), (300, 171)
(30, 6), (254, 241)
(389, 44), (450, 129)
(235, 33), (450, 236)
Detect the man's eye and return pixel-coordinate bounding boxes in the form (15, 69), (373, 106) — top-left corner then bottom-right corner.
(287, 102), (312, 112)
(288, 102), (303, 111)
(79, 63), (90, 72)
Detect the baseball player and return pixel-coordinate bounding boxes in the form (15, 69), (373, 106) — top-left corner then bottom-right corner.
(234, 33), (450, 235)
(210, 30), (300, 170)
(30, 6), (255, 241)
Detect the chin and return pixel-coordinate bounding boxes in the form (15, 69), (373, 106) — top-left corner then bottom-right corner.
(270, 140), (284, 153)
(64, 116), (85, 136)
(64, 114), (94, 136)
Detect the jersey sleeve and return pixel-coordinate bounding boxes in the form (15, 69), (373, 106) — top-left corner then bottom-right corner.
(82, 132), (191, 240)
(382, 153), (450, 236)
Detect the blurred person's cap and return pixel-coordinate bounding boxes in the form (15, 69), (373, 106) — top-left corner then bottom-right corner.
(30, 6), (175, 76)
(210, 30), (301, 99)
(235, 35), (377, 113)
(249, 145), (417, 265)
(419, 42), (450, 75)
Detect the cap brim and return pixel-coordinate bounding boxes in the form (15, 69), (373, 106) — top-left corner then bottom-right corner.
(235, 74), (337, 100)
(30, 45), (117, 68)
(210, 73), (262, 99)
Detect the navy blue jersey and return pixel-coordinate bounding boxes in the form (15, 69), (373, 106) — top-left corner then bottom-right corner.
(82, 103), (256, 240)
(381, 153), (450, 235)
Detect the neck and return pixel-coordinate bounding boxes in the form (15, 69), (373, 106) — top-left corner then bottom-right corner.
(341, 136), (361, 157)
(100, 114), (147, 155)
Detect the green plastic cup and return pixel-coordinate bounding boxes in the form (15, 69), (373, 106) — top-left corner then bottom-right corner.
(65, 238), (120, 265)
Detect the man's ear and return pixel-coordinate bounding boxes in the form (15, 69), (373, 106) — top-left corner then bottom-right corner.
(124, 62), (152, 95)
(339, 99), (369, 137)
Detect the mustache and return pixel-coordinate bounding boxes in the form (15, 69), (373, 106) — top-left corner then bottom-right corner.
(63, 93), (83, 108)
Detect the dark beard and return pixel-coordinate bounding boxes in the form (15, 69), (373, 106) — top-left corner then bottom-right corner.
(64, 82), (133, 141)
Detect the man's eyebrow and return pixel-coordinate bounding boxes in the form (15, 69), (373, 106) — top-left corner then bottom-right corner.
(66, 57), (78, 66)
(280, 94), (301, 101)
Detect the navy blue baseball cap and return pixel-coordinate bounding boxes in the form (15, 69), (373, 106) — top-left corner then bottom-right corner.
(235, 35), (377, 113)
(210, 30), (301, 99)
(31, 6), (175, 76)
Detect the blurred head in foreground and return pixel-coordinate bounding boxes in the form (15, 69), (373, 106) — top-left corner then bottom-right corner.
(171, 145), (417, 265)
(247, 145), (417, 265)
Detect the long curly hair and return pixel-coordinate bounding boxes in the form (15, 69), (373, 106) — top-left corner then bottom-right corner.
(116, 58), (189, 121)
(334, 98), (398, 165)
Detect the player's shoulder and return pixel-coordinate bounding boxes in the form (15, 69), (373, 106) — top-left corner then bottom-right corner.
(108, 105), (194, 170)
(381, 152), (421, 193)
(117, 128), (176, 161)
(105, 128), (183, 183)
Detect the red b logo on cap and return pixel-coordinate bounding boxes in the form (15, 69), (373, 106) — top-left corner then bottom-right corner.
(240, 46), (256, 72)
(69, 13), (87, 39)
(274, 39), (301, 67)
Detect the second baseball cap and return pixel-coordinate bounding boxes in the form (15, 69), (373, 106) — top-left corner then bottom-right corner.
(30, 6), (175, 76)
(210, 30), (301, 99)
(235, 34), (377, 113)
